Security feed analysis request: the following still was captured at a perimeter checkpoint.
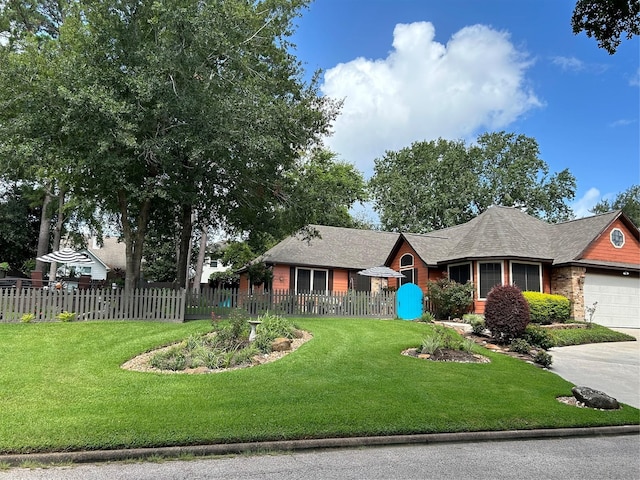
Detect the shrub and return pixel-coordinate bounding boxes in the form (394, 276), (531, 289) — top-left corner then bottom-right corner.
(254, 312), (297, 353)
(484, 284), (530, 343)
(419, 311), (435, 323)
(470, 318), (486, 336)
(509, 338), (532, 355)
(56, 311), (76, 323)
(420, 334), (443, 355)
(522, 325), (555, 350)
(522, 292), (570, 324)
(462, 313), (483, 324)
(150, 345), (187, 371)
(427, 277), (474, 319)
(533, 350), (553, 368)
(20, 313), (35, 323)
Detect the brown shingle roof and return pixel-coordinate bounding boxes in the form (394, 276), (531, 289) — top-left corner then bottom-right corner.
(260, 225), (400, 270)
(260, 208), (637, 270)
(401, 206), (554, 265)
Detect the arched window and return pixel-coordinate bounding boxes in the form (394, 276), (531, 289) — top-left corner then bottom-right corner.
(400, 254), (414, 267)
(400, 254), (415, 285)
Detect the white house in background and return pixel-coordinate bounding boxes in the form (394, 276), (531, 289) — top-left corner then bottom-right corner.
(87, 237), (127, 271)
(200, 256), (230, 284)
(63, 250), (111, 280)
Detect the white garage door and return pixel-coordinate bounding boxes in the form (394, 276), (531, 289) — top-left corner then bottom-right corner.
(583, 273), (640, 328)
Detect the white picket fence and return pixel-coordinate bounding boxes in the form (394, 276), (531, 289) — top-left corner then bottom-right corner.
(0, 288), (186, 323)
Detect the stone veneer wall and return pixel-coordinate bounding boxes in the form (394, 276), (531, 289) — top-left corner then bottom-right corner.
(551, 266), (586, 321)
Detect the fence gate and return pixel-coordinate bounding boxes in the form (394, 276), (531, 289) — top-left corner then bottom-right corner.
(396, 283), (423, 320)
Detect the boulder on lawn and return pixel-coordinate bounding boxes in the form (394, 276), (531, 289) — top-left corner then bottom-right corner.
(271, 337), (292, 352)
(572, 386), (620, 410)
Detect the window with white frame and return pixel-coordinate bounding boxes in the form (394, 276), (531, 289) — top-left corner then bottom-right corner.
(511, 262), (541, 292)
(610, 228), (625, 248)
(295, 268), (328, 293)
(478, 262), (502, 299)
(448, 263), (471, 284)
(400, 254), (414, 285)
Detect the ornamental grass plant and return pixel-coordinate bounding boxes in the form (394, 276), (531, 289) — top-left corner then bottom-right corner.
(0, 319), (637, 454)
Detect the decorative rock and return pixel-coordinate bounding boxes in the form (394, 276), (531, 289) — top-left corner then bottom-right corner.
(418, 354), (431, 359)
(271, 337), (292, 352)
(572, 386), (620, 410)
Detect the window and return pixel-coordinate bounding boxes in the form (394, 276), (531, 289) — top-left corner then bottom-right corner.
(211, 259), (218, 268)
(400, 254), (413, 267)
(295, 268), (328, 293)
(610, 228), (625, 248)
(511, 262), (541, 292)
(448, 263), (471, 284)
(399, 254), (414, 285)
(478, 262), (502, 299)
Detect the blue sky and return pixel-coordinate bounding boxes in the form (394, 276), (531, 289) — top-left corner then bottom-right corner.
(290, 0), (639, 220)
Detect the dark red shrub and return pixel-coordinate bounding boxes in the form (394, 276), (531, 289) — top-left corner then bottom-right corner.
(484, 284), (530, 343)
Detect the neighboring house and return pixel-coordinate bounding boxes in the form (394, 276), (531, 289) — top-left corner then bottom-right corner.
(86, 236), (127, 272)
(241, 207), (640, 328)
(65, 250), (111, 281)
(201, 256), (230, 285)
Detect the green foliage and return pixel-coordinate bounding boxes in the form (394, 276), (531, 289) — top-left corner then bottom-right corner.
(484, 284), (530, 343)
(462, 313), (484, 324)
(0, 262), (8, 272)
(572, 0), (639, 54)
(427, 277), (474, 319)
(208, 271), (240, 289)
(56, 311), (76, 323)
(370, 132), (576, 232)
(419, 311), (435, 323)
(254, 313), (297, 353)
(150, 345), (187, 371)
(470, 318), (486, 336)
(549, 324), (636, 347)
(418, 324), (470, 354)
(0, 184), (41, 274)
(533, 350), (553, 368)
(509, 338), (532, 355)
(523, 291), (571, 324)
(522, 325), (555, 350)
(0, 0), (339, 291)
(20, 313), (35, 323)
(591, 184), (640, 227)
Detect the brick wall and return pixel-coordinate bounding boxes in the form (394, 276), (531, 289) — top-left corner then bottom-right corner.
(551, 266), (586, 321)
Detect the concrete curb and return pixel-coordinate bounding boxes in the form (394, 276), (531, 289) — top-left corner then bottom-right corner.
(1, 425), (638, 466)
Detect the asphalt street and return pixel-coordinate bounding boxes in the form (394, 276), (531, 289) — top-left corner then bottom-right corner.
(2, 435), (639, 480)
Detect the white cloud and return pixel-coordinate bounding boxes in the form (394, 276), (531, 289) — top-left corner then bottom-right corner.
(571, 187), (601, 218)
(609, 118), (636, 127)
(320, 22), (541, 175)
(551, 56), (584, 71)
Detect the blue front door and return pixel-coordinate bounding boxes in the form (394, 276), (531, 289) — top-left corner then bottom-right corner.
(396, 283), (423, 320)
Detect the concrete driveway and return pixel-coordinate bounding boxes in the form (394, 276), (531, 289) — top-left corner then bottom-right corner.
(550, 329), (640, 409)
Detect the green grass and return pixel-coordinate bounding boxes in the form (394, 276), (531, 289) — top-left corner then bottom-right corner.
(0, 319), (637, 454)
(550, 323), (637, 346)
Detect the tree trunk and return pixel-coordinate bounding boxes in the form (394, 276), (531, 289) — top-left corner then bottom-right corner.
(48, 187), (67, 281)
(118, 190), (151, 292)
(175, 204), (193, 289)
(193, 225), (208, 292)
(35, 187), (53, 272)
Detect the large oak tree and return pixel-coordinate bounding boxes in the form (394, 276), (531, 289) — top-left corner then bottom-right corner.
(1, 0), (339, 290)
(369, 132), (576, 233)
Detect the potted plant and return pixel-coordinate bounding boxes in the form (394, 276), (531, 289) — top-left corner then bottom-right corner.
(0, 262), (9, 279)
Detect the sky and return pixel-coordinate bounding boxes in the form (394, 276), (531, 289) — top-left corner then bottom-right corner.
(290, 0), (639, 220)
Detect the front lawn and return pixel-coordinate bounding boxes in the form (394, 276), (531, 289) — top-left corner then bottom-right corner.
(0, 319), (637, 454)
(549, 323), (636, 346)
